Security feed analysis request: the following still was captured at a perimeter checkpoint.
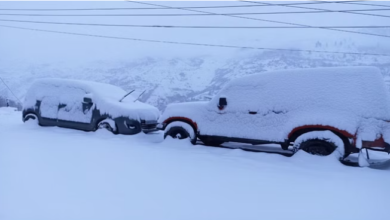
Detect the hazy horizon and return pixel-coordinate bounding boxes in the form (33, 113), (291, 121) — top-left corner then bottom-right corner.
(1, 1), (390, 64)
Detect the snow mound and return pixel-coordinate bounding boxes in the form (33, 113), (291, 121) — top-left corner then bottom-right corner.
(294, 130), (345, 158)
(0, 107), (18, 114)
(165, 121), (196, 140)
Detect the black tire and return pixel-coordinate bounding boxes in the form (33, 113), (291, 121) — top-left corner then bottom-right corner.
(164, 126), (196, 144)
(199, 137), (224, 147)
(23, 113), (39, 124)
(299, 139), (337, 156)
(97, 121), (117, 134)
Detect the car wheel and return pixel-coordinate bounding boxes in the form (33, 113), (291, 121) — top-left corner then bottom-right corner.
(164, 121), (196, 144)
(24, 113), (39, 124)
(165, 126), (189, 139)
(97, 119), (117, 134)
(299, 139), (337, 156)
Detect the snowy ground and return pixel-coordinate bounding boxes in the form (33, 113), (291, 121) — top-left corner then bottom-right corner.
(0, 107), (389, 220)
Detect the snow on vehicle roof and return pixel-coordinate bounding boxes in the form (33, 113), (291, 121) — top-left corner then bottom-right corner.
(215, 66), (390, 120)
(23, 78), (160, 120)
(29, 78), (129, 100)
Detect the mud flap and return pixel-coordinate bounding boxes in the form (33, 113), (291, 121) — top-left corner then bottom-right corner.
(340, 148), (390, 168)
(358, 149), (370, 167)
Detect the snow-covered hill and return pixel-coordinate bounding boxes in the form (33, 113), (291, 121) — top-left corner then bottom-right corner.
(1, 40), (390, 110)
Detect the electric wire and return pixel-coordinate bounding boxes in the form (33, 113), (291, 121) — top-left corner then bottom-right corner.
(1, 18), (390, 29)
(0, 76), (21, 104)
(0, 1), (362, 11)
(1, 24), (389, 57)
(1, 8), (389, 16)
(124, 1), (390, 38)
(240, 0), (390, 18)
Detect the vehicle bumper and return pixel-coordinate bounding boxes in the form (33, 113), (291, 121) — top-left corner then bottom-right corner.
(341, 142), (390, 167)
(362, 138), (390, 153)
(156, 123), (165, 131)
(142, 127), (159, 133)
(141, 120), (159, 133)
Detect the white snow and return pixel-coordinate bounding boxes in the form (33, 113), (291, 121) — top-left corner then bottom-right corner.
(23, 78), (160, 121)
(159, 66), (390, 144)
(1, 107), (390, 220)
(97, 118), (117, 132)
(293, 130), (345, 158)
(165, 121), (196, 141)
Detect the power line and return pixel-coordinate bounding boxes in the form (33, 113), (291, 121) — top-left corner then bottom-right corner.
(319, 1), (390, 18)
(125, 1), (390, 39)
(0, 76), (21, 104)
(1, 24), (389, 57)
(318, 1), (390, 8)
(1, 18), (390, 29)
(240, 0), (390, 19)
(1, 8), (389, 16)
(0, 1), (361, 11)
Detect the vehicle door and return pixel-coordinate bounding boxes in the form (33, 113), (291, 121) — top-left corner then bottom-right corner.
(57, 89), (95, 130)
(39, 96), (60, 126)
(202, 85), (268, 140)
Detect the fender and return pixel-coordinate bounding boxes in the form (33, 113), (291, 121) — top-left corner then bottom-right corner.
(22, 109), (39, 121)
(163, 117), (198, 131)
(288, 125), (355, 141)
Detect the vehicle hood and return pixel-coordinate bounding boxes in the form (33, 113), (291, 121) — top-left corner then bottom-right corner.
(158, 101), (209, 123)
(97, 99), (160, 121)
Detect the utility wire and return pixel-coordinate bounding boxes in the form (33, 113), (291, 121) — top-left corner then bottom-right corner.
(0, 1), (361, 11)
(1, 24), (389, 57)
(0, 76), (21, 104)
(1, 18), (390, 29)
(240, 0), (390, 19)
(317, 1), (390, 8)
(125, 1), (390, 39)
(319, 1), (390, 18)
(1, 8), (389, 16)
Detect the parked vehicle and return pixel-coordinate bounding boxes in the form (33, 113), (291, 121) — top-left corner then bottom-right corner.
(157, 66), (390, 166)
(22, 78), (160, 135)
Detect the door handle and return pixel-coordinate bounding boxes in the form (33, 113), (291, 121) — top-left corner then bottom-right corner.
(249, 111), (257, 115)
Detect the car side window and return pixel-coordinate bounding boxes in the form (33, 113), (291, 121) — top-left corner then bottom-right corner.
(82, 97), (94, 113)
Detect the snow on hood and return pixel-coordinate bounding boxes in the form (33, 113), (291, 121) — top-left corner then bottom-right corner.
(23, 78), (160, 121)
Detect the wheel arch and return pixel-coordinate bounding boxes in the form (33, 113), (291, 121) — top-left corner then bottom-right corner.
(95, 117), (117, 130)
(163, 117), (198, 133)
(22, 109), (38, 118)
(288, 125), (354, 152)
(163, 119), (198, 144)
(22, 110), (39, 122)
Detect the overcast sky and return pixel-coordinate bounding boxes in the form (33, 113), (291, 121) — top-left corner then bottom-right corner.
(1, 1), (390, 64)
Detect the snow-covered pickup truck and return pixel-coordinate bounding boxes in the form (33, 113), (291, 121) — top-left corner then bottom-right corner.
(158, 66), (390, 166)
(22, 78), (160, 135)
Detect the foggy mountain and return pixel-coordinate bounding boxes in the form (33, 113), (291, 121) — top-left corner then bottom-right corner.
(1, 1), (390, 110)
(1, 38), (390, 110)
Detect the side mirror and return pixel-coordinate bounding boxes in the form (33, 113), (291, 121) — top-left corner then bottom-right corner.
(83, 97), (93, 104)
(218, 97), (227, 110)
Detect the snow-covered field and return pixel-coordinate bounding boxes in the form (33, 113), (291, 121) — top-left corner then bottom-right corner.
(1, 107), (389, 220)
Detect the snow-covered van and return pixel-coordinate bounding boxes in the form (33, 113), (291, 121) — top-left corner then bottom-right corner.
(22, 78), (160, 135)
(158, 66), (390, 165)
